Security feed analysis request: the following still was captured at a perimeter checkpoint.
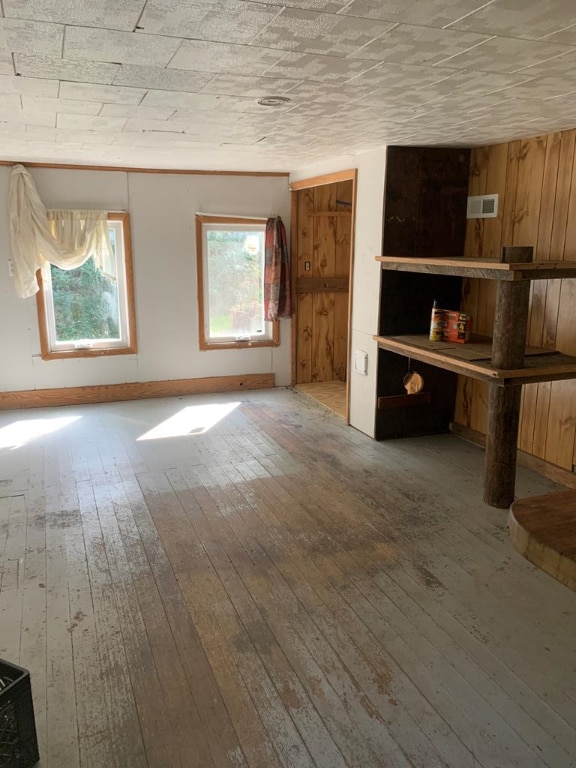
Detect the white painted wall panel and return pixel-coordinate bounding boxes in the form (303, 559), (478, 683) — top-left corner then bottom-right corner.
(290, 145), (386, 438)
(349, 147), (386, 438)
(0, 166), (291, 392)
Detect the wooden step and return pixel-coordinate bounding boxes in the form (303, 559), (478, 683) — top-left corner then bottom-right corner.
(508, 491), (576, 591)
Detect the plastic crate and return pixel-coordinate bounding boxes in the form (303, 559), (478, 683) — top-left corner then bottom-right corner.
(0, 659), (39, 768)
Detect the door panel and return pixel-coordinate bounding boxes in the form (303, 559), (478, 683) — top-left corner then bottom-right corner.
(294, 180), (352, 384)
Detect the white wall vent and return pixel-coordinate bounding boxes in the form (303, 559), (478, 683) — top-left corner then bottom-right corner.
(467, 194), (498, 219)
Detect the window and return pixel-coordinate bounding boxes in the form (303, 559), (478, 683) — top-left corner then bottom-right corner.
(36, 212), (136, 359)
(196, 215), (279, 350)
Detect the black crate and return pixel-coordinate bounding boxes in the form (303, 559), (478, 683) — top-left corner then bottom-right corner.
(0, 659), (39, 768)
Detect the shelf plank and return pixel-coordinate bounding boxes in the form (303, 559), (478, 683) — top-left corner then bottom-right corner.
(376, 255), (576, 281)
(374, 334), (576, 386)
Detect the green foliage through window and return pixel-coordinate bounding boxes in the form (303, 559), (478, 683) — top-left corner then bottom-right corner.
(206, 229), (264, 338)
(51, 256), (120, 342)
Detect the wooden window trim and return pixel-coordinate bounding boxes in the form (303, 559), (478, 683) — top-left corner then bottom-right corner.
(36, 211), (137, 361)
(195, 214), (280, 351)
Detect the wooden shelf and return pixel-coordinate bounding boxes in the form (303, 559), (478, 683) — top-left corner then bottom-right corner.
(376, 255), (576, 281)
(373, 334), (576, 386)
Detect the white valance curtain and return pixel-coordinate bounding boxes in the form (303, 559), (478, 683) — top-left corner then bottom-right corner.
(9, 163), (114, 299)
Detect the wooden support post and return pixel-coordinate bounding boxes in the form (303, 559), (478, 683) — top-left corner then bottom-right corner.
(484, 247), (533, 508)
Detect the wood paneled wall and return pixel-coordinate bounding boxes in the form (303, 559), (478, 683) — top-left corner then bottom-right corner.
(454, 131), (576, 471)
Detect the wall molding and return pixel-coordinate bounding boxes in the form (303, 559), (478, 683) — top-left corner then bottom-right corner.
(451, 421), (576, 490)
(0, 374), (275, 411)
(0, 160), (288, 177)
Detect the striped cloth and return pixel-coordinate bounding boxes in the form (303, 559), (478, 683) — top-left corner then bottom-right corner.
(264, 216), (292, 321)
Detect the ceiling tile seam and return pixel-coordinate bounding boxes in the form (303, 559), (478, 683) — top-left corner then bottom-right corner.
(442, 0), (498, 30)
(60, 21), (66, 59)
(0, 0), (4, 18)
(513, 49), (576, 75)
(538, 22), (576, 42)
(133, 0), (150, 34)
(431, 33), (502, 68)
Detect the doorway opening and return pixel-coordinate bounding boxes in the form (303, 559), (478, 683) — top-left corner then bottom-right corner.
(290, 170), (357, 421)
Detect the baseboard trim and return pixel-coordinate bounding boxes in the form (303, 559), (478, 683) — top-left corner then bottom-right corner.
(451, 421), (576, 490)
(0, 374), (276, 411)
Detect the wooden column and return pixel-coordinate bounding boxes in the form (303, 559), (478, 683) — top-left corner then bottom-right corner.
(484, 246), (533, 508)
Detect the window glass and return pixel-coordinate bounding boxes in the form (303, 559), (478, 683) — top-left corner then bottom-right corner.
(37, 214), (136, 358)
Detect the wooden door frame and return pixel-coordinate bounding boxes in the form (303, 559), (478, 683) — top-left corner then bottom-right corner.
(289, 169), (358, 424)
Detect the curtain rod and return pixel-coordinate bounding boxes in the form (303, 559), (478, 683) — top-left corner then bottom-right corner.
(196, 212), (279, 221)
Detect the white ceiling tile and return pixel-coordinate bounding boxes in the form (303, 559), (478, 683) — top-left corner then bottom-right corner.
(542, 23), (576, 45)
(122, 117), (191, 134)
(340, 0), (489, 27)
(497, 75), (576, 99)
(0, 18), (63, 55)
(57, 113), (128, 131)
(139, 0), (278, 44)
(265, 52), (374, 83)
(100, 103), (176, 120)
(3, 0), (146, 31)
(14, 54), (120, 84)
(346, 61), (460, 90)
(0, 107), (56, 126)
(140, 90), (225, 109)
(59, 82), (147, 105)
(350, 24), (490, 66)
(142, 90), (283, 114)
(56, 129), (118, 144)
(64, 26), (182, 67)
(0, 93), (24, 110)
(246, 0), (349, 12)
(435, 36), (574, 73)
(169, 40), (286, 75)
(24, 125), (57, 139)
(279, 80), (375, 102)
(251, 8), (396, 56)
(199, 74), (300, 98)
(0, 74), (59, 96)
(411, 70), (538, 99)
(1, 1), (576, 170)
(112, 65), (213, 92)
(21, 96), (103, 114)
(448, 0), (576, 40)
(513, 49), (576, 77)
(0, 52), (13, 75)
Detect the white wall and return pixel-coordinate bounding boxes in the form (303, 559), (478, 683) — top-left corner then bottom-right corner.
(0, 167), (291, 392)
(290, 146), (387, 438)
(348, 148), (386, 438)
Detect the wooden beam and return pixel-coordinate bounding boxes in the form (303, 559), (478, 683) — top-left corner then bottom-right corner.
(484, 246), (533, 508)
(377, 392), (431, 410)
(0, 159), (288, 177)
(289, 169), (357, 190)
(295, 276), (349, 294)
(0, 374), (275, 411)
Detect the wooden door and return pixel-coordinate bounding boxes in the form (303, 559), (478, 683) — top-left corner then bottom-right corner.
(293, 180), (353, 384)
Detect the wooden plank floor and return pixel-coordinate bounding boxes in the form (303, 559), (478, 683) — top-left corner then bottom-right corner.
(1, 388), (575, 768)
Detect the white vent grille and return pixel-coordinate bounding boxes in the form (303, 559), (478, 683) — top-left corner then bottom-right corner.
(467, 194), (498, 219)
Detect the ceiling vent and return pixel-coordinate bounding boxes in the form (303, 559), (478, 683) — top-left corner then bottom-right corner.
(467, 194), (498, 219)
(256, 96), (291, 107)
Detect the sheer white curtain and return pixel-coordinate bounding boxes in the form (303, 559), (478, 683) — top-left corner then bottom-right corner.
(9, 164), (114, 298)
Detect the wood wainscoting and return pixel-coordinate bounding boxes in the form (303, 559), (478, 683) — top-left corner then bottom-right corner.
(454, 130), (576, 472)
(0, 373), (275, 410)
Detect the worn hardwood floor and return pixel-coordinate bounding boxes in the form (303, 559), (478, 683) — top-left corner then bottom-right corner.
(0, 389), (575, 768)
